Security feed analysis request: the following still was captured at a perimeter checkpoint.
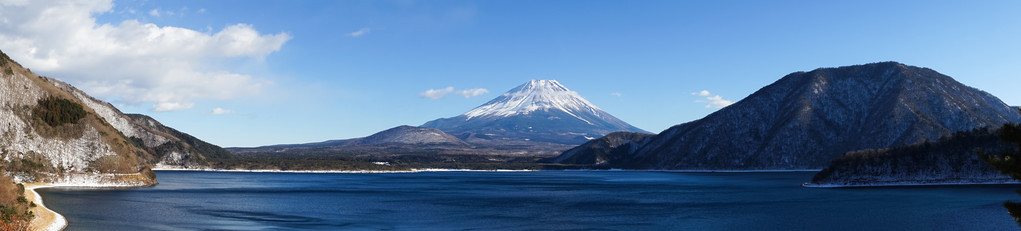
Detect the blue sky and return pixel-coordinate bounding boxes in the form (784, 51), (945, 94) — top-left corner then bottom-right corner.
(2, 0), (1020, 147)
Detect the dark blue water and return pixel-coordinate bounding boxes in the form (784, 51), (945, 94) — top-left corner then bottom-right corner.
(38, 171), (1019, 230)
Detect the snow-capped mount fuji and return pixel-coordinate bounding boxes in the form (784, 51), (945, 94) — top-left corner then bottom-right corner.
(422, 80), (648, 145)
(462, 80), (605, 121)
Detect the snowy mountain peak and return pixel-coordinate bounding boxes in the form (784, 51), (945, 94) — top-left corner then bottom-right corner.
(463, 79), (602, 121)
(422, 79), (647, 145)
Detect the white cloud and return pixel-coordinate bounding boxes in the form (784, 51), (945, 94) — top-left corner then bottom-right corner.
(148, 8), (160, 16)
(211, 107), (234, 115)
(611, 92), (623, 97)
(420, 87), (455, 99)
(458, 88), (488, 98)
(349, 27), (371, 37)
(197, 8), (206, 13)
(0, 0), (291, 112)
(154, 102), (194, 112)
(703, 95), (734, 108)
(692, 90), (734, 108)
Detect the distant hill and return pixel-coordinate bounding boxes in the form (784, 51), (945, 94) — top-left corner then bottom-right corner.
(226, 124), (562, 170)
(347, 125), (470, 146)
(548, 132), (654, 166)
(554, 62), (1021, 170)
(241, 125), (469, 150)
(422, 79), (649, 145)
(229, 124), (568, 156)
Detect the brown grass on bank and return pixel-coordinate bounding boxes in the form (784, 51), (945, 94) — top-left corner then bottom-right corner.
(0, 171), (32, 231)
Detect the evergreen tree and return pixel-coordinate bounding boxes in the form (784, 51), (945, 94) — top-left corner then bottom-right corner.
(981, 123), (1021, 226)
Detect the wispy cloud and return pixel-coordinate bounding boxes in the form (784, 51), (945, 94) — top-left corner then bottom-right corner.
(611, 92), (623, 97)
(148, 8), (160, 17)
(211, 107), (234, 115)
(692, 90), (733, 108)
(349, 27), (371, 37)
(420, 87), (488, 100)
(154, 102), (193, 112)
(420, 87), (455, 99)
(459, 88), (489, 98)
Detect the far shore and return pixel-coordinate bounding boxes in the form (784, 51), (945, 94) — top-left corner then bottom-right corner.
(151, 167), (539, 173)
(803, 181), (1020, 188)
(151, 167), (823, 173)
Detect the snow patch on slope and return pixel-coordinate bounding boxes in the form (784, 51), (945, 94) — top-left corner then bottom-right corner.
(0, 116), (117, 171)
(72, 90), (135, 137)
(1, 73), (118, 172)
(65, 83), (170, 148)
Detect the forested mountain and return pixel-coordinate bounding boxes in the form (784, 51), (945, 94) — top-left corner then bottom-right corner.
(554, 62), (1021, 170)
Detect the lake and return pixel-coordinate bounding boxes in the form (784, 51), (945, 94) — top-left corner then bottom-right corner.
(38, 170), (1020, 230)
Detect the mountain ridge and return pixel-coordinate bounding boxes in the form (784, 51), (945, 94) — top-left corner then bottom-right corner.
(554, 62), (1021, 170)
(0, 49), (231, 184)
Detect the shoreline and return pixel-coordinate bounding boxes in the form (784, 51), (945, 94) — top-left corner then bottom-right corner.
(24, 182), (154, 231)
(24, 183), (66, 231)
(802, 181), (1021, 188)
(22, 172), (155, 231)
(645, 169), (822, 173)
(152, 167), (539, 173)
(151, 167), (823, 174)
